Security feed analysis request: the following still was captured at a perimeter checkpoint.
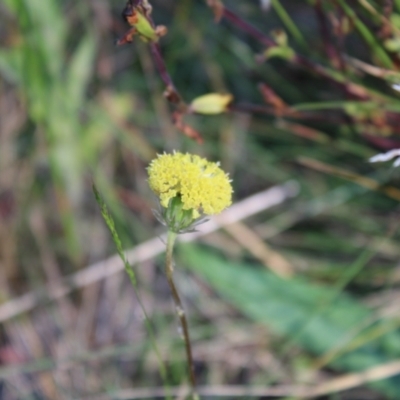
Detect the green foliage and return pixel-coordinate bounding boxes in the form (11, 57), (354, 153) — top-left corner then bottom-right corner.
(2, 0), (400, 397)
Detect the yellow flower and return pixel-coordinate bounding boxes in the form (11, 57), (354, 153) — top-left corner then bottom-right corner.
(148, 152), (232, 225)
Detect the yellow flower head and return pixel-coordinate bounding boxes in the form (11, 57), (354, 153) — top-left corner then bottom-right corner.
(148, 152), (233, 220)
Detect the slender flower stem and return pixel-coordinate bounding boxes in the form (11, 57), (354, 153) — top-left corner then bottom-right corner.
(165, 230), (199, 400)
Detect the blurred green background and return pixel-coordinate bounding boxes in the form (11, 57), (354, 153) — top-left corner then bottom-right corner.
(2, 0), (400, 398)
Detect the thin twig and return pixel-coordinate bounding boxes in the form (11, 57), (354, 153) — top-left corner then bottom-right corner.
(149, 43), (185, 108)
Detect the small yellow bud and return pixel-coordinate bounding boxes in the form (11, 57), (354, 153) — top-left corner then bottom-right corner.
(189, 93), (233, 115)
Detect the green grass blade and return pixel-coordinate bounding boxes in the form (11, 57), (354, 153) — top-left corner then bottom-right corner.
(93, 184), (136, 285)
(337, 0), (393, 68)
(271, 0), (308, 49)
(67, 34), (96, 112)
(93, 184), (172, 399)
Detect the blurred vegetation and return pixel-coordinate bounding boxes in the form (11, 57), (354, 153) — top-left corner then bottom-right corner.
(1, 0), (400, 399)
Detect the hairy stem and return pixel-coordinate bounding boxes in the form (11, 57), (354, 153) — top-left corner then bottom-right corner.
(165, 231), (199, 400)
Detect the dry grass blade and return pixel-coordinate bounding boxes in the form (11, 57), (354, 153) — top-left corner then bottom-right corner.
(224, 221), (294, 278)
(80, 359), (400, 399)
(0, 182), (299, 323)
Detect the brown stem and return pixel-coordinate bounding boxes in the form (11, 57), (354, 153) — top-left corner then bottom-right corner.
(314, 0), (344, 70)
